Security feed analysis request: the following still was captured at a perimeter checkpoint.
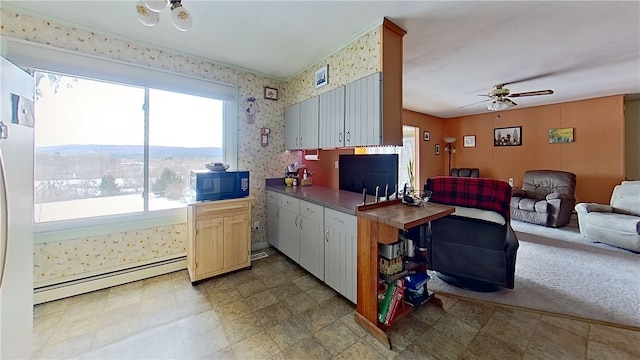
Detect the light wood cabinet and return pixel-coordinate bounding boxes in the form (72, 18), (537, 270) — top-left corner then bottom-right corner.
(187, 197), (252, 284)
(285, 97), (319, 150)
(324, 207), (357, 303)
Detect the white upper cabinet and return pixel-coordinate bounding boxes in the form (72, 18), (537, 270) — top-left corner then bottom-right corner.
(299, 96), (319, 149)
(285, 97), (318, 150)
(345, 72), (382, 147)
(319, 86), (345, 148)
(284, 102), (300, 150)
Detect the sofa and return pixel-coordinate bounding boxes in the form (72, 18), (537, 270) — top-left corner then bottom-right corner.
(423, 176), (518, 291)
(575, 181), (640, 252)
(510, 170), (576, 227)
(450, 168), (479, 177)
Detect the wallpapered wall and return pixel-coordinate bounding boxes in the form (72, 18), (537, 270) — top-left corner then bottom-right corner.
(0, 9), (382, 285)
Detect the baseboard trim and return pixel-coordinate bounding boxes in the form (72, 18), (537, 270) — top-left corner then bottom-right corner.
(34, 257), (187, 305)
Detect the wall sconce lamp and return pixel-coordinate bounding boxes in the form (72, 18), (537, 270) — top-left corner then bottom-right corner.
(443, 137), (457, 175)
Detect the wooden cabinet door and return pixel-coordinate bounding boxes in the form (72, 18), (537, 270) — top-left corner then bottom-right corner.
(299, 97), (319, 149)
(223, 213), (250, 269)
(345, 72), (382, 147)
(285, 103), (301, 149)
(319, 86), (345, 148)
(194, 217), (225, 275)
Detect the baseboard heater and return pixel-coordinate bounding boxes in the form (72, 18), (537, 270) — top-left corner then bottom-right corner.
(33, 255), (187, 305)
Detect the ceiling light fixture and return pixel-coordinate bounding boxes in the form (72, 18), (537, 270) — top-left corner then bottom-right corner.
(136, 0), (192, 31)
(487, 98), (515, 111)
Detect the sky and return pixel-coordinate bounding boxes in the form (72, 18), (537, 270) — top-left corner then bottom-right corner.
(34, 73), (223, 148)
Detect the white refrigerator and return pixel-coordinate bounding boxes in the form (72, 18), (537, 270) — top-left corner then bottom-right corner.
(0, 56), (34, 359)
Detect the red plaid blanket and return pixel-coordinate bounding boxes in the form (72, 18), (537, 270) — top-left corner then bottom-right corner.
(425, 176), (512, 220)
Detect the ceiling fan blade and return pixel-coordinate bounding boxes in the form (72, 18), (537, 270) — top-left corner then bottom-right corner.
(504, 98), (517, 106)
(502, 73), (558, 86)
(508, 90), (554, 98)
(458, 98), (491, 109)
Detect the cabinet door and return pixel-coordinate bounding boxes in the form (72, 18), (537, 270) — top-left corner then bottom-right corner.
(266, 191), (281, 250)
(223, 212), (250, 269)
(285, 103), (301, 149)
(279, 208), (300, 263)
(324, 208), (358, 303)
(345, 72), (382, 147)
(298, 201), (324, 281)
(299, 96), (319, 149)
(194, 217), (225, 275)
(319, 86), (345, 148)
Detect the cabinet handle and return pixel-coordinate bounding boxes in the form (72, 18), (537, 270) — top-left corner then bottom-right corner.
(346, 131), (350, 142)
(277, 208), (279, 219)
(205, 204), (245, 212)
(334, 217), (344, 224)
(295, 216), (298, 227)
(300, 217), (303, 229)
(338, 132), (343, 143)
(325, 230), (329, 242)
(307, 207), (314, 213)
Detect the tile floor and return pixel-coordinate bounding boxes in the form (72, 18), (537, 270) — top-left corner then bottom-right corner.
(32, 248), (640, 359)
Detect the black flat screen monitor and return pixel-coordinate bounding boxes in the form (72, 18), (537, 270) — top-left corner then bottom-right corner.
(338, 154), (398, 195)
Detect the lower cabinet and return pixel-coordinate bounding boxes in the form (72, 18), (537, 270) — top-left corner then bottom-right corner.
(187, 197), (252, 284)
(299, 200), (324, 281)
(324, 208), (358, 304)
(265, 191), (357, 302)
(279, 195), (300, 263)
(266, 191), (281, 250)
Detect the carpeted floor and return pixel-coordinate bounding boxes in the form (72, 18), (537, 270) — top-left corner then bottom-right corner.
(427, 217), (640, 329)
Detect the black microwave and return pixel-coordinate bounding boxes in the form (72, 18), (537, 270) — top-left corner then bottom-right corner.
(190, 170), (250, 201)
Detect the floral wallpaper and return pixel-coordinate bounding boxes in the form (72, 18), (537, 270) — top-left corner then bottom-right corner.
(284, 27), (381, 105)
(1, 9), (381, 285)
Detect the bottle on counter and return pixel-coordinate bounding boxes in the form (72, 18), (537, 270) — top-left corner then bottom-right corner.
(293, 177), (298, 186)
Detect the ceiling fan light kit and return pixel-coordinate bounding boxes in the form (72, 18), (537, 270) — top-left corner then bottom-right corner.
(461, 83), (554, 112)
(136, 0), (192, 31)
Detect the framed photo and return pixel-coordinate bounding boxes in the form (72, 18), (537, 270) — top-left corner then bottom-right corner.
(315, 65), (329, 88)
(435, 144), (440, 155)
(423, 131), (430, 141)
(549, 127), (574, 143)
(494, 126), (522, 146)
(264, 87), (278, 100)
(463, 135), (476, 148)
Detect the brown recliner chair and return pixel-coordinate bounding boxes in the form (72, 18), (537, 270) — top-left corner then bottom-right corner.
(510, 170), (577, 227)
(450, 168), (480, 177)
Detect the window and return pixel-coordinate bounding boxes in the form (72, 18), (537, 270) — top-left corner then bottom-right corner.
(363, 125), (418, 189)
(34, 72), (226, 223)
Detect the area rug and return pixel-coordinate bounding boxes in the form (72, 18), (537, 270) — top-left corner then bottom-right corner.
(427, 218), (640, 329)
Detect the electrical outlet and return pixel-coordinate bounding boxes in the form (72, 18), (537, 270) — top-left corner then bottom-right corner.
(335, 160), (339, 169)
(508, 178), (514, 187)
(252, 221), (260, 230)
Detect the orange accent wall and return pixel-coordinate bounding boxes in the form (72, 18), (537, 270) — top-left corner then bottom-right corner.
(442, 95), (625, 204)
(301, 148), (355, 189)
(403, 110), (446, 186)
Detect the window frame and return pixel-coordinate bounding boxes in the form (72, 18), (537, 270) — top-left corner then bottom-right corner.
(3, 37), (238, 242)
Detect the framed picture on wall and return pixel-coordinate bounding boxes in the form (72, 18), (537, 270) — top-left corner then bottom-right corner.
(494, 126), (522, 146)
(549, 127), (574, 143)
(315, 65), (329, 88)
(463, 135), (476, 147)
(423, 131), (430, 141)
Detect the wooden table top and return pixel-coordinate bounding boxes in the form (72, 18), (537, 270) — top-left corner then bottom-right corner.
(356, 199), (455, 230)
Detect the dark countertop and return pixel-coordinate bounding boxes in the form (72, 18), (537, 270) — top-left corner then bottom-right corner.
(265, 180), (381, 215)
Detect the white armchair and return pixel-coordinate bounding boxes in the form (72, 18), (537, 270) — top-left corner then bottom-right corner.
(575, 181), (640, 252)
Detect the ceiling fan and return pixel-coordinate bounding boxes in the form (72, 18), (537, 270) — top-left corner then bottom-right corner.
(461, 83), (554, 111)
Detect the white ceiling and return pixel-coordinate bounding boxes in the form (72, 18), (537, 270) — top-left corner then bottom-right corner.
(3, 1), (639, 118)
